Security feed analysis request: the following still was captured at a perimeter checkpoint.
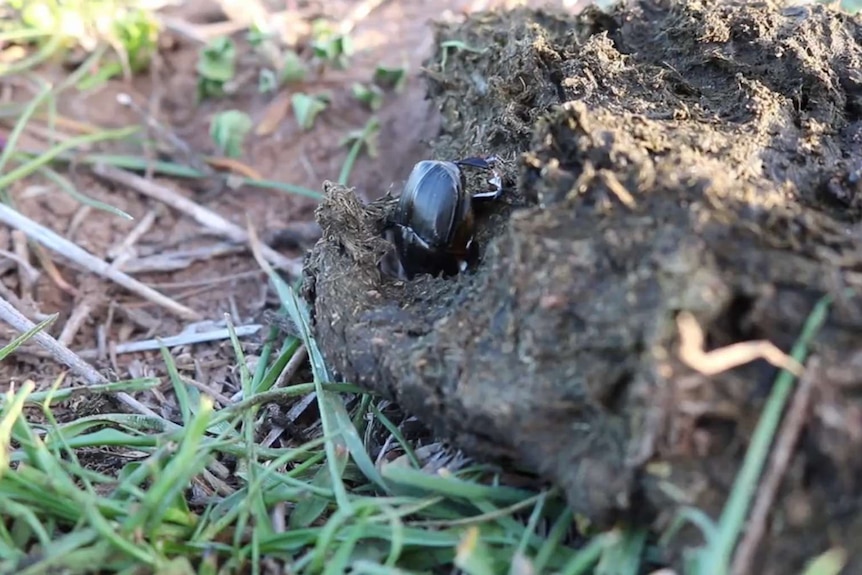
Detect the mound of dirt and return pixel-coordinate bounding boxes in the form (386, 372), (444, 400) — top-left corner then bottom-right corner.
(303, 0), (862, 571)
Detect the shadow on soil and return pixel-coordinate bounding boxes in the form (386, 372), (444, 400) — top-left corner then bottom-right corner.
(304, 1), (862, 571)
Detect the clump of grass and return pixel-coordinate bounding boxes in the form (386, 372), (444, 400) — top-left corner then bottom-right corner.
(0, 269), (629, 573)
(1, 0), (159, 82)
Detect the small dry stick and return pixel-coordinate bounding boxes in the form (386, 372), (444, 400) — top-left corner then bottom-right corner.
(676, 311), (804, 376)
(31, 242), (78, 296)
(278, 345), (309, 388)
(180, 374), (234, 407)
(92, 164), (304, 278)
(0, 294), (163, 420)
(107, 207), (158, 262)
(58, 292), (100, 347)
(72, 323), (264, 360)
(730, 357), (819, 575)
(0, 202), (201, 321)
(119, 242), (247, 275)
(12, 230), (36, 299)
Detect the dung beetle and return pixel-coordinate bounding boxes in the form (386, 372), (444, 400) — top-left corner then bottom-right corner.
(389, 156), (503, 279)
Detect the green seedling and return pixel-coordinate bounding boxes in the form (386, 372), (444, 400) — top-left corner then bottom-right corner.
(280, 50), (307, 84)
(352, 82), (384, 111)
(373, 65), (408, 93)
(258, 68), (278, 94)
(210, 110), (253, 158)
(292, 93), (330, 131)
(4, 1), (158, 82)
(77, 8), (159, 90)
(311, 19), (352, 69)
(246, 23), (272, 48)
(113, 8), (159, 73)
(339, 116), (380, 185)
(197, 36), (237, 100)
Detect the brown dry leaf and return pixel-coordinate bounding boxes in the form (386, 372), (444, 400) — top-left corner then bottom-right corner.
(206, 157), (264, 180)
(255, 92), (292, 137)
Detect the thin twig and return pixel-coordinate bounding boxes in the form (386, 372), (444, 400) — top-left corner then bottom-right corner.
(92, 164), (303, 278)
(107, 207), (158, 261)
(70, 323), (265, 359)
(0, 294), (164, 420)
(730, 357), (819, 575)
(0, 203), (201, 320)
(180, 374), (234, 407)
(12, 230), (36, 299)
(118, 242), (248, 274)
(0, 248), (37, 279)
(31, 241), (78, 296)
(58, 291), (100, 347)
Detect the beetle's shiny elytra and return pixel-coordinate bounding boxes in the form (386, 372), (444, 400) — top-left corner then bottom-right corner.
(392, 157), (502, 279)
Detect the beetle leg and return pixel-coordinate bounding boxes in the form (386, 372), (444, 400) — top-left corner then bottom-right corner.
(470, 172), (504, 201)
(455, 156), (504, 201)
(395, 223), (436, 251)
(454, 156), (496, 170)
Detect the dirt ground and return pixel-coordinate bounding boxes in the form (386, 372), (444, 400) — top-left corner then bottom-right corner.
(305, 1), (862, 573)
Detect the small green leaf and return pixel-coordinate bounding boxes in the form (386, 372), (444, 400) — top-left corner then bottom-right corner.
(258, 69), (278, 94)
(373, 65), (407, 93)
(351, 82), (384, 111)
(210, 110), (253, 158)
(292, 93), (329, 131)
(197, 37), (236, 99)
(246, 24), (271, 48)
(197, 37), (236, 81)
(311, 19), (352, 68)
(280, 50), (307, 84)
(338, 116), (381, 185)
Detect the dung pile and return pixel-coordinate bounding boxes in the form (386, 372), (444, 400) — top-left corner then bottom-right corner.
(303, 1), (862, 571)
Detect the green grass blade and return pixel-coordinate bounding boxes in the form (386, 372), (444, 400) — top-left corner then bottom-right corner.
(558, 534), (610, 575)
(800, 548), (848, 575)
(596, 527), (647, 575)
(268, 273), (355, 512)
(700, 294), (832, 575)
(37, 164), (133, 220)
(381, 465), (534, 505)
(0, 126), (141, 191)
(0, 314), (57, 361)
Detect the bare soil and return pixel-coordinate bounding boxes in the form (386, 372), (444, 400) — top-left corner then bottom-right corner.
(305, 1), (862, 572)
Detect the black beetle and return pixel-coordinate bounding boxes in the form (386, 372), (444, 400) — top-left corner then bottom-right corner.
(389, 156), (503, 279)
